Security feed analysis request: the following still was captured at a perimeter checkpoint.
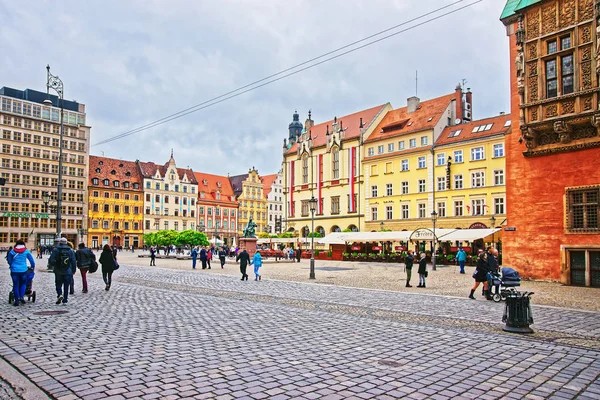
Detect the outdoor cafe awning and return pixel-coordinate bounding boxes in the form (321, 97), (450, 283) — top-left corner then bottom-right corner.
(318, 231), (414, 245)
(436, 228), (502, 242)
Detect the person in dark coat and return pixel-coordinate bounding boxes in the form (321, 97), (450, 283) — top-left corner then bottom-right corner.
(218, 247), (226, 268)
(99, 244), (117, 291)
(49, 237), (76, 305)
(468, 251), (489, 299)
(404, 250), (414, 287)
(75, 243), (95, 293)
(200, 246), (208, 269)
(150, 247), (156, 266)
(295, 246), (301, 263)
(190, 247), (198, 269)
(236, 247), (250, 281)
(417, 252), (427, 288)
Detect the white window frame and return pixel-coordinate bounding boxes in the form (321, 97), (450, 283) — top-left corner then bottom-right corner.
(371, 185), (378, 198)
(437, 177), (446, 191)
(471, 171), (485, 188)
(454, 200), (463, 216)
(437, 153), (446, 166)
(371, 206), (378, 221)
(494, 170), (504, 186)
(386, 205), (393, 220)
(402, 204), (409, 219)
(386, 183), (393, 196)
(409, 138), (416, 148)
(494, 143), (504, 158)
(454, 150), (463, 163)
(387, 143), (394, 152)
(401, 160), (409, 171)
(418, 157), (426, 169)
(471, 147), (485, 161)
(454, 174), (463, 189)
(401, 181), (409, 195)
(471, 199), (485, 216)
(418, 179), (426, 193)
(418, 203), (426, 218)
(437, 202), (446, 217)
(494, 197), (505, 215)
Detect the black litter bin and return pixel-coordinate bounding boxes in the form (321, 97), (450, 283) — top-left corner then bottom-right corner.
(502, 291), (534, 334)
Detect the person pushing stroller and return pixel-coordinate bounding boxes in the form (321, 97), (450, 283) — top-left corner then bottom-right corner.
(7, 240), (36, 306)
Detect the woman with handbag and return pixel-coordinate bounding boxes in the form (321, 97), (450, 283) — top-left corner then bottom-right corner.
(468, 251), (489, 299)
(417, 252), (428, 288)
(75, 243), (96, 293)
(99, 244), (118, 291)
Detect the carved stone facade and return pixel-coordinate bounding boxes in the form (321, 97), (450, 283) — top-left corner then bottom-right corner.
(518, 0), (600, 155)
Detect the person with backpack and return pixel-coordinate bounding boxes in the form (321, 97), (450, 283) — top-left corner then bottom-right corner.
(48, 237), (77, 305)
(99, 244), (118, 291)
(75, 243), (96, 293)
(7, 239), (36, 306)
(150, 247), (156, 266)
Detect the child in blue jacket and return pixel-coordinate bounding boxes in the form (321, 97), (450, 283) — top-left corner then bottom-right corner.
(7, 240), (35, 306)
(251, 251), (263, 281)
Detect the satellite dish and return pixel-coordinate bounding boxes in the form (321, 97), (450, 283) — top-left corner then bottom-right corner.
(454, 118), (462, 124)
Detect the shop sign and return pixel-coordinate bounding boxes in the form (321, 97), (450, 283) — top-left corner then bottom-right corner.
(409, 228), (435, 241)
(2, 212), (50, 219)
(469, 222), (488, 229)
(504, 227), (516, 231)
(372, 246), (381, 251)
(351, 246), (361, 251)
(395, 246), (406, 251)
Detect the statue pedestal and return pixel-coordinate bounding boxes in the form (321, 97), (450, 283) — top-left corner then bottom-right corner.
(239, 237), (258, 258)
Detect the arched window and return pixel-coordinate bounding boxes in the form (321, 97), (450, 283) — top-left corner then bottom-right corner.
(302, 154), (309, 184)
(332, 147), (339, 179)
(317, 226), (325, 237)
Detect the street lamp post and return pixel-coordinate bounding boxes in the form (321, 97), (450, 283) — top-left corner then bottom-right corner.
(431, 210), (438, 271)
(44, 65), (65, 240)
(490, 215), (497, 248)
(309, 196), (317, 280)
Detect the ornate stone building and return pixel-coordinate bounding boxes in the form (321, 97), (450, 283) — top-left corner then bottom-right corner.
(137, 152), (198, 234)
(229, 167), (268, 236)
(501, 0), (600, 285)
(194, 172), (238, 246)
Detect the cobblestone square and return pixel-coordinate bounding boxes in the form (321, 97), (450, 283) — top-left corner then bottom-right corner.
(1, 254), (599, 399)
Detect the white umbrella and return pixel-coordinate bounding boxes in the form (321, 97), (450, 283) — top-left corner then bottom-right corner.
(209, 238), (223, 245)
(231, 237), (237, 248)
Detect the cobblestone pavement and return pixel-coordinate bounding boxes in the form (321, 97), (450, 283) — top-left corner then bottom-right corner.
(0, 256), (599, 399)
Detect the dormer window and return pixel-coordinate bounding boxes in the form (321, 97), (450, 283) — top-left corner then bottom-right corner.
(99, 161), (104, 165)
(203, 179), (208, 186)
(113, 181), (120, 187)
(95, 168), (100, 173)
(92, 178), (99, 185)
(125, 172), (131, 177)
(133, 183), (139, 189)
(119, 163), (124, 168)
(103, 179), (109, 186)
(216, 192), (221, 200)
(111, 170), (116, 175)
(217, 181), (222, 188)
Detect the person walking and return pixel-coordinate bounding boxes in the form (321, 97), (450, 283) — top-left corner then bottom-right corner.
(150, 247), (156, 266)
(404, 250), (414, 287)
(49, 237), (76, 305)
(417, 252), (428, 288)
(206, 247), (212, 269)
(295, 246), (301, 263)
(468, 251), (489, 299)
(7, 239), (35, 306)
(251, 250), (263, 281)
(99, 244), (117, 291)
(456, 247), (467, 274)
(66, 241), (77, 295)
(200, 246), (208, 270)
(190, 247), (198, 269)
(75, 243), (95, 293)
(236, 247), (250, 281)
(218, 247), (226, 268)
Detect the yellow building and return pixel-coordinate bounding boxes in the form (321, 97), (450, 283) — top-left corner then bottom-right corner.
(433, 115), (510, 232)
(362, 90), (465, 231)
(229, 167), (268, 235)
(282, 107), (390, 237)
(88, 156), (144, 249)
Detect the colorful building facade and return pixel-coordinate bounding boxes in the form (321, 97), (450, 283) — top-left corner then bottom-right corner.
(501, 0), (600, 284)
(0, 86), (90, 248)
(138, 152), (198, 234)
(87, 156), (144, 248)
(282, 106), (390, 237)
(230, 167), (268, 235)
(195, 172), (238, 246)
(263, 170), (284, 234)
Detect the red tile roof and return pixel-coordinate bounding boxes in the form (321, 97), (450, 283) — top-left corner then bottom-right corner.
(286, 104), (388, 154)
(89, 155), (143, 189)
(194, 172), (236, 201)
(137, 160), (198, 184)
(436, 115), (511, 147)
(364, 93), (458, 144)
(260, 174), (278, 196)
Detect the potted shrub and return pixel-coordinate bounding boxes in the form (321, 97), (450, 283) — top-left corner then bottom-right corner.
(342, 252), (350, 261)
(327, 250), (333, 258)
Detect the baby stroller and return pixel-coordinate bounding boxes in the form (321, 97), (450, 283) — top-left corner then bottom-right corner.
(488, 267), (521, 303)
(8, 268), (37, 304)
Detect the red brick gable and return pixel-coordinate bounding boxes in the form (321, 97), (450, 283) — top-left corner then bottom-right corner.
(436, 115), (511, 147)
(89, 155), (143, 190)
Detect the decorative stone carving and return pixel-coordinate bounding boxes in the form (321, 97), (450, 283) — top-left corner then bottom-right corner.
(559, 0), (576, 28)
(528, 76), (539, 102)
(527, 62), (537, 76)
(578, 0), (594, 20)
(541, 3), (557, 35)
(582, 96), (593, 111)
(591, 111), (600, 129)
(538, 130), (561, 145)
(561, 100), (575, 114)
(554, 120), (573, 143)
(573, 126), (598, 139)
(581, 24), (592, 43)
(582, 45), (592, 61)
(582, 61), (592, 89)
(531, 108), (539, 121)
(526, 9), (540, 40)
(545, 104), (558, 118)
(527, 42), (538, 60)
(521, 126), (538, 149)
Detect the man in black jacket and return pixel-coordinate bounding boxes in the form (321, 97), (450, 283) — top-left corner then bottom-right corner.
(49, 237), (77, 305)
(75, 243), (95, 293)
(236, 247), (250, 281)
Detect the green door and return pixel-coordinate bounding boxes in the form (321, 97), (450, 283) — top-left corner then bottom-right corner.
(570, 251), (586, 286)
(590, 251), (600, 288)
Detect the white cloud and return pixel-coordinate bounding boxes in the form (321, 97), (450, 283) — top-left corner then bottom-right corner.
(0, 0), (510, 176)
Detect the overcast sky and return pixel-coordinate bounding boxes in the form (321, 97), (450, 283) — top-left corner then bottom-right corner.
(1, 0), (509, 177)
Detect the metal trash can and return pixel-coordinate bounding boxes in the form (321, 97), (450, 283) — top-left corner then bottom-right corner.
(502, 291), (534, 334)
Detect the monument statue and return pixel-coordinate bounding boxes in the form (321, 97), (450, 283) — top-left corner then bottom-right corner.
(243, 217), (257, 238)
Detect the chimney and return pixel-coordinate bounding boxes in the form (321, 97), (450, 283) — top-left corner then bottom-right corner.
(305, 110), (314, 131)
(465, 88), (473, 121)
(455, 84), (463, 123)
(407, 96), (420, 113)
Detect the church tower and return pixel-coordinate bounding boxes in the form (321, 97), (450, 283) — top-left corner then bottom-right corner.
(288, 110), (303, 144)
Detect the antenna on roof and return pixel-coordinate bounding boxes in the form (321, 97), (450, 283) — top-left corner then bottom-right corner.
(415, 70), (418, 97)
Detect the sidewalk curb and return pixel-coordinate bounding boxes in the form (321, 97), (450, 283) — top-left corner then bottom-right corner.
(0, 357), (49, 400)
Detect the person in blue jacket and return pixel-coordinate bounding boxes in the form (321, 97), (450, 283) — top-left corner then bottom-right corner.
(7, 239), (36, 306)
(251, 250), (263, 281)
(456, 247), (467, 274)
(190, 247), (198, 269)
